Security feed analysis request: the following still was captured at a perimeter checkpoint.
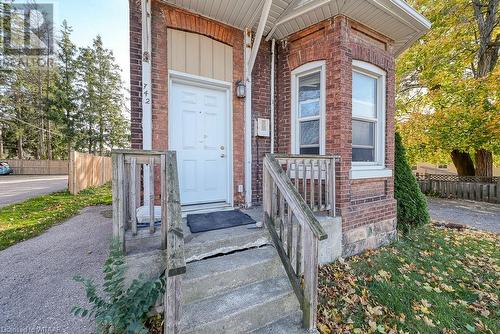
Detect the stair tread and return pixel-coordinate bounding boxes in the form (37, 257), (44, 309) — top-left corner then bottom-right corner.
(184, 246), (277, 282)
(184, 225), (270, 262)
(250, 311), (310, 334)
(181, 276), (298, 332)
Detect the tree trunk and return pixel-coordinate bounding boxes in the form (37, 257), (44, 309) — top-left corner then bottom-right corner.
(474, 149), (493, 177)
(451, 150), (475, 176)
(471, 0), (498, 177)
(47, 121), (53, 160)
(17, 135), (23, 160)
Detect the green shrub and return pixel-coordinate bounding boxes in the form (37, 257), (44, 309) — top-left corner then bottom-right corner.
(395, 132), (429, 232)
(72, 240), (165, 334)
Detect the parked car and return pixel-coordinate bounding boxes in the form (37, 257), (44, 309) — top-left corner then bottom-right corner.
(0, 162), (13, 175)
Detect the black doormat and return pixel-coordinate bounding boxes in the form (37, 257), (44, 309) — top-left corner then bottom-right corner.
(187, 209), (256, 233)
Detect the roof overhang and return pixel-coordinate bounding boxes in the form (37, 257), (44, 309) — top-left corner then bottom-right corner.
(160, 0), (431, 55)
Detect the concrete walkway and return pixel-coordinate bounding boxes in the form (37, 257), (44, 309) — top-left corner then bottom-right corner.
(0, 206), (112, 334)
(427, 197), (500, 233)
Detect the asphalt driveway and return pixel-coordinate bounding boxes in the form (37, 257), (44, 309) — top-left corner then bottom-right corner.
(427, 197), (500, 233)
(0, 175), (68, 208)
(0, 206), (112, 333)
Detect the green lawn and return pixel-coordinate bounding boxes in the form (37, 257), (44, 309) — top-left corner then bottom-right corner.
(318, 225), (499, 334)
(0, 185), (112, 251)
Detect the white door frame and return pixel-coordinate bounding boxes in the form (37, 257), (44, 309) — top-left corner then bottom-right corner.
(168, 70), (234, 207)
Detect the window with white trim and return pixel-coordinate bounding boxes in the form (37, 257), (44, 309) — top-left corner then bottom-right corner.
(351, 60), (390, 178)
(291, 61), (325, 155)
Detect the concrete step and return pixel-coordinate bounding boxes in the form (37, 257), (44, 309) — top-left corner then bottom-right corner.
(183, 246), (283, 304)
(184, 225), (270, 262)
(181, 276), (300, 334)
(250, 311), (310, 334)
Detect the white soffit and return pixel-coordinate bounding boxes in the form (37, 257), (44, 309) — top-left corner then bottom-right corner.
(161, 0), (431, 55)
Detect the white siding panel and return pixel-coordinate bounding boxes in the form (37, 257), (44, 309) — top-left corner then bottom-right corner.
(168, 29), (232, 82)
(200, 36), (213, 78)
(213, 41), (226, 81)
(224, 45), (233, 82)
(171, 29), (186, 72)
(186, 33), (200, 75)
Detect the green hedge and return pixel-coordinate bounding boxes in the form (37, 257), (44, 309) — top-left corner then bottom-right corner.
(395, 133), (429, 232)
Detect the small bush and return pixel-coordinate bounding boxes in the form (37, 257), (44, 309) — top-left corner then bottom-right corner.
(72, 240), (165, 334)
(395, 132), (429, 232)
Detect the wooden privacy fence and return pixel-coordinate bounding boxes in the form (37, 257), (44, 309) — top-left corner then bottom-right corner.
(69, 151), (112, 194)
(3, 159), (68, 175)
(416, 174), (500, 203)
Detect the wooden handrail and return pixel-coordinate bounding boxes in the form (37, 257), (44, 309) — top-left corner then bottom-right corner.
(264, 155), (327, 240)
(263, 153), (328, 331)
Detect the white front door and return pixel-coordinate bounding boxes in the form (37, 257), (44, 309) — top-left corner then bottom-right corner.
(170, 79), (230, 205)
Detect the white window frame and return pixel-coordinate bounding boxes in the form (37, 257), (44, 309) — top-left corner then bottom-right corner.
(291, 61), (326, 155)
(351, 60), (392, 179)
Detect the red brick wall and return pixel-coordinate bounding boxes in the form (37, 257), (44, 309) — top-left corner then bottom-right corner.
(251, 40), (272, 203)
(129, 1), (246, 205)
(130, 2), (397, 227)
(275, 16), (397, 231)
(129, 0), (142, 150)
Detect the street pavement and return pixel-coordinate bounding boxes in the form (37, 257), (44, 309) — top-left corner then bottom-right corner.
(0, 175), (68, 207)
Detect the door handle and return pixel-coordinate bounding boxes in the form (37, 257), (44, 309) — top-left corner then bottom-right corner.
(220, 154), (225, 158)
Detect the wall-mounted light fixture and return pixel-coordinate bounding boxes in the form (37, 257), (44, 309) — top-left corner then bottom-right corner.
(236, 80), (246, 98)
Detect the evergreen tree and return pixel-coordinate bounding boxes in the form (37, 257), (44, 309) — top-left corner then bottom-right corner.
(51, 20), (79, 155)
(395, 132), (430, 232)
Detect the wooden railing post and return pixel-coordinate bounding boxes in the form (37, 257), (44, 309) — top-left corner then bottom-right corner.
(112, 152), (125, 251)
(165, 275), (182, 334)
(164, 151), (184, 334)
(302, 228), (319, 330)
(329, 156), (336, 216)
(149, 156), (155, 233)
(129, 158), (137, 236)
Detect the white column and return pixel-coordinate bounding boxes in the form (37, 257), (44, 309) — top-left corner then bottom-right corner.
(244, 28), (253, 207)
(141, 0), (152, 203)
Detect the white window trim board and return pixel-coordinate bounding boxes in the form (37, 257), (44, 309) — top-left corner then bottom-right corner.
(290, 60), (326, 155)
(351, 60), (388, 179)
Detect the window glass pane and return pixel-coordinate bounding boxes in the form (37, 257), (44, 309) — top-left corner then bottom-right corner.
(352, 71), (376, 118)
(300, 120), (319, 145)
(300, 146), (320, 155)
(353, 148), (375, 162)
(352, 120), (374, 147)
(300, 100), (320, 118)
(299, 72), (320, 102)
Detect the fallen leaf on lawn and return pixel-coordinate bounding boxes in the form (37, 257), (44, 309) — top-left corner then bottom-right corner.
(440, 283), (455, 292)
(367, 305), (384, 316)
(369, 320), (377, 332)
(374, 269), (391, 282)
(480, 309), (490, 317)
(422, 316), (436, 327)
(421, 299), (432, 308)
(318, 323), (331, 334)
